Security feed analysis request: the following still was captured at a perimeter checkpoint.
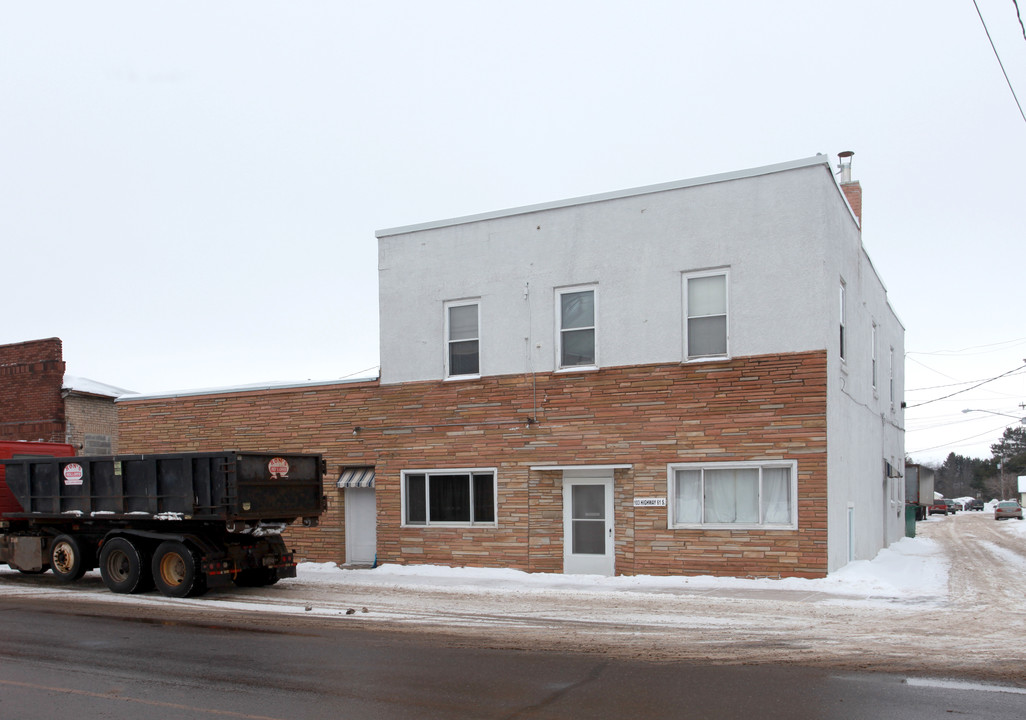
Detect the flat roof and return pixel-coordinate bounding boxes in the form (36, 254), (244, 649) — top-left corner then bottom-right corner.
(116, 375), (379, 403)
(376, 154), (831, 238)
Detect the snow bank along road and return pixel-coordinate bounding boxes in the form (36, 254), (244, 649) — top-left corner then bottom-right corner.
(1, 511), (1024, 684)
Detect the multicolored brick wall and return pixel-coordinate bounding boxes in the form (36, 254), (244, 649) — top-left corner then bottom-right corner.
(0, 337), (66, 443)
(117, 350), (829, 577)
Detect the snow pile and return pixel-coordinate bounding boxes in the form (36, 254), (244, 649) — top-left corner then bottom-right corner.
(296, 535), (949, 603)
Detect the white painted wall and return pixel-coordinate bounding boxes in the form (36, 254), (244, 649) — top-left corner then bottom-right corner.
(380, 160), (842, 384)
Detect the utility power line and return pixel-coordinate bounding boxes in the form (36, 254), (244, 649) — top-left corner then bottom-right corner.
(974, 0), (1026, 125)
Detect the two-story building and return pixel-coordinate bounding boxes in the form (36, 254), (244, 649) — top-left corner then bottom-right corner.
(118, 153), (904, 577)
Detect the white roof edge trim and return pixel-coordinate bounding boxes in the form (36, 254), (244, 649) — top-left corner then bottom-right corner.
(116, 375), (379, 403)
(376, 155), (831, 238)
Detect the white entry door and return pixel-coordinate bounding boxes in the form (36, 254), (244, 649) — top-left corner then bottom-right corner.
(345, 487), (377, 566)
(562, 472), (614, 575)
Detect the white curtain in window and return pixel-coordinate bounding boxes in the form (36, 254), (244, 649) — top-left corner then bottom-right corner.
(675, 470), (702, 523)
(705, 468), (758, 523)
(761, 467), (791, 524)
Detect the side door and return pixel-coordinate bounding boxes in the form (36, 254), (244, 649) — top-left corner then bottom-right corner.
(562, 472), (614, 575)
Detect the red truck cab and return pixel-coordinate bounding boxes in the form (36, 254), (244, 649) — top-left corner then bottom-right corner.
(0, 440), (76, 516)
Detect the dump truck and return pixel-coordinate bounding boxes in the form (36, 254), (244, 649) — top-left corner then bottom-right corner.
(0, 449), (324, 598)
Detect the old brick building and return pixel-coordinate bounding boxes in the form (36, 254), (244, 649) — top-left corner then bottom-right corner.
(0, 337), (128, 453)
(117, 155), (905, 578)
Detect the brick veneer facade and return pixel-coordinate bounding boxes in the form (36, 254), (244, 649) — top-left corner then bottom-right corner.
(0, 338), (66, 443)
(117, 350), (829, 578)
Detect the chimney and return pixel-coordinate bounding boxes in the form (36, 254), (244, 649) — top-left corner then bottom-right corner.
(837, 150), (862, 226)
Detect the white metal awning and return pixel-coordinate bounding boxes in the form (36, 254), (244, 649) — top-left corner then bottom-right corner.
(337, 467), (375, 489)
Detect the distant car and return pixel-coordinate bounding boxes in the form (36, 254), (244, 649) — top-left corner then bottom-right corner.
(947, 500), (959, 513)
(994, 501), (1023, 521)
(969, 499), (984, 511)
(928, 500), (950, 516)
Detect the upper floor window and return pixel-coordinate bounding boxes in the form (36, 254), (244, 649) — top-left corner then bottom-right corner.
(889, 346), (896, 410)
(871, 322), (878, 390)
(557, 287), (596, 369)
(839, 281), (847, 362)
(684, 270), (728, 360)
(445, 301), (479, 378)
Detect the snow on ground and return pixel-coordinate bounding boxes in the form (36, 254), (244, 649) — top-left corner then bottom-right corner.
(4, 512), (1026, 680)
(295, 533), (949, 603)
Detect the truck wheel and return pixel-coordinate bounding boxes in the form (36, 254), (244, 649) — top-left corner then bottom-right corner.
(99, 537), (152, 594)
(50, 534), (89, 583)
(152, 541), (207, 598)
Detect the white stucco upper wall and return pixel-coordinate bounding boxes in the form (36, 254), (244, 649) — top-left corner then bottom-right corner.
(377, 156), (887, 385)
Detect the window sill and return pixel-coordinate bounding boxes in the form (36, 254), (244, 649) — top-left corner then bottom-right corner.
(670, 523), (798, 532)
(401, 523), (498, 529)
(444, 374), (481, 382)
(682, 355), (730, 364)
(555, 365), (599, 374)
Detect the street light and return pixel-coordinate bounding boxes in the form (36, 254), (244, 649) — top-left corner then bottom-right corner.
(961, 409), (1026, 423)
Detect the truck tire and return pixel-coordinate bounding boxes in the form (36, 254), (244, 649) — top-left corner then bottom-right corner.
(50, 534), (90, 583)
(99, 537), (152, 594)
(152, 541), (207, 598)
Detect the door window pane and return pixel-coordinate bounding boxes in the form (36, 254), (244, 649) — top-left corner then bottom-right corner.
(572, 519), (605, 554)
(572, 484), (604, 519)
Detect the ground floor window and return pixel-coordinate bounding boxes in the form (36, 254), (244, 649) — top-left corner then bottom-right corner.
(403, 469), (496, 526)
(668, 461), (797, 529)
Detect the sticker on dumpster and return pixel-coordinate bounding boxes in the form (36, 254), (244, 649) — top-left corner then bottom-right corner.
(268, 457), (290, 478)
(63, 463), (84, 486)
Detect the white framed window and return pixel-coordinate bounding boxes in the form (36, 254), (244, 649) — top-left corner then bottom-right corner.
(402, 469), (497, 527)
(445, 300), (480, 378)
(684, 270), (728, 360)
(667, 460), (797, 529)
(871, 322), (878, 391)
(889, 346), (896, 410)
(839, 281), (847, 362)
(556, 286), (597, 369)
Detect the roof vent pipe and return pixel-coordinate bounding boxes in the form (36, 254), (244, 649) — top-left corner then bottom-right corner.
(836, 150), (862, 226)
(837, 150), (854, 183)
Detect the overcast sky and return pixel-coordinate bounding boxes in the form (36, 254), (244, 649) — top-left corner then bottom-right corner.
(3, 2), (1025, 466)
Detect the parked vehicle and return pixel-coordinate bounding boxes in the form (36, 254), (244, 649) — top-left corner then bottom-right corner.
(994, 501), (1023, 521)
(968, 499), (984, 511)
(928, 499), (950, 516)
(947, 499), (960, 513)
(1, 449), (325, 597)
